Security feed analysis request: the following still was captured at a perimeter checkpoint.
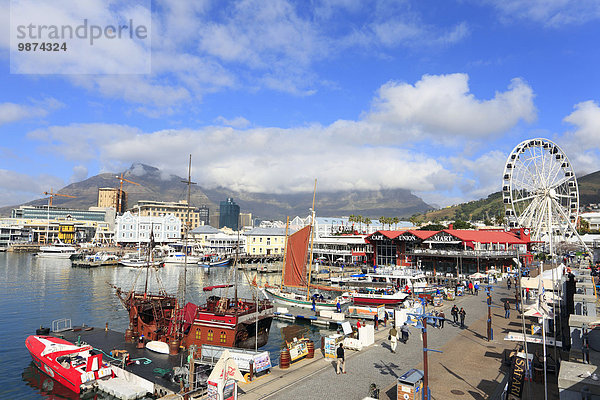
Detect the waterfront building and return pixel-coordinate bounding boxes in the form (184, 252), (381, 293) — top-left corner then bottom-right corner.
(131, 200), (205, 237)
(219, 198), (240, 230)
(189, 225), (221, 249)
(312, 234), (372, 265)
(244, 227), (288, 256)
(205, 232), (245, 255)
(289, 215), (413, 237)
(580, 211), (600, 231)
(9, 205), (116, 244)
(12, 205), (108, 222)
(0, 216), (113, 244)
(115, 211), (181, 244)
(97, 187), (127, 213)
(0, 221), (31, 247)
(365, 228), (533, 275)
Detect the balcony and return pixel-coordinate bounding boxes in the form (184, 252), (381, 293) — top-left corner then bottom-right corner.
(408, 248), (518, 258)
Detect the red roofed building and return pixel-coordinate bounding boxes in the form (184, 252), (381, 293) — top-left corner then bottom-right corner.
(365, 228), (533, 275)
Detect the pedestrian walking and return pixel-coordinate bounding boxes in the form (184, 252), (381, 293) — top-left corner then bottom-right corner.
(374, 314), (379, 331)
(357, 319), (362, 330)
(515, 293), (521, 312)
(336, 343), (346, 374)
(400, 323), (410, 343)
(468, 281), (474, 295)
(384, 311), (388, 327)
(504, 300), (510, 319)
(389, 326), (399, 353)
(438, 310), (445, 329)
(459, 307), (466, 328)
(312, 296), (316, 312)
(451, 305), (459, 324)
(507, 277), (512, 290)
(336, 300), (341, 313)
(474, 282), (479, 295)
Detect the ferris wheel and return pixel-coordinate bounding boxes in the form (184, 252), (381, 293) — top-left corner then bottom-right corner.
(502, 138), (583, 246)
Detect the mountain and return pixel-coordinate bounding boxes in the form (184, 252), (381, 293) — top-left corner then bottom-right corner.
(0, 164), (432, 220)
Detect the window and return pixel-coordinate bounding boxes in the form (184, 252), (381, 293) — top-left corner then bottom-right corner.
(267, 238), (271, 245)
(207, 330), (214, 341)
(195, 328), (202, 340)
(260, 237), (263, 243)
(220, 331), (227, 343)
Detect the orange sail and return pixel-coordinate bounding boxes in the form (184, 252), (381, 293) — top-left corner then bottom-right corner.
(283, 225), (311, 288)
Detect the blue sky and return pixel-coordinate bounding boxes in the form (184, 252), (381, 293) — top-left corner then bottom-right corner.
(1, 0), (600, 209)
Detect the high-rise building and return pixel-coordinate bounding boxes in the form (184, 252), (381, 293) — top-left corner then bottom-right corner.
(219, 198), (240, 230)
(98, 188), (127, 213)
(239, 212), (253, 229)
(198, 205), (210, 226)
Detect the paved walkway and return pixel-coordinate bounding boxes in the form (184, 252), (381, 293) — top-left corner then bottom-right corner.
(239, 283), (559, 399)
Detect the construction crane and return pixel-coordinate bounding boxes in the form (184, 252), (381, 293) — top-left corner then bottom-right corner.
(115, 173), (141, 213)
(43, 188), (76, 206)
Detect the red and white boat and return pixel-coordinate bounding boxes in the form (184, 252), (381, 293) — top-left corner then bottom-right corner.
(350, 288), (409, 305)
(25, 335), (114, 394)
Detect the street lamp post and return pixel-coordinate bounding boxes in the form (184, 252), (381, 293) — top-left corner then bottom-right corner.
(408, 310), (444, 400)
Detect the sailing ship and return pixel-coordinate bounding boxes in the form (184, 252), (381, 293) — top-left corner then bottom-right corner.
(264, 182), (349, 311)
(113, 155), (273, 351)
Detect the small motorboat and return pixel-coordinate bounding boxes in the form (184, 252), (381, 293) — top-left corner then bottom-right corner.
(25, 335), (114, 394)
(198, 254), (231, 268)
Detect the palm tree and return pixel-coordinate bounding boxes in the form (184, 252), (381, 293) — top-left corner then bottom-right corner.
(364, 217), (371, 234)
(393, 217), (400, 230)
(379, 216), (386, 231)
(348, 214), (356, 231)
(357, 215), (363, 233)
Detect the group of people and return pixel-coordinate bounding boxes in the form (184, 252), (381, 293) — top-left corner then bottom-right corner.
(387, 323), (411, 353)
(450, 304), (467, 328)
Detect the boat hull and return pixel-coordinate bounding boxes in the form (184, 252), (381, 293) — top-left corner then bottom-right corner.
(264, 288), (343, 310)
(25, 335), (111, 394)
(352, 296), (407, 306)
(198, 259), (231, 268)
(35, 253), (74, 259)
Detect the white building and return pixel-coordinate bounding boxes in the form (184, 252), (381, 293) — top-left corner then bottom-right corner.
(115, 211), (181, 244)
(580, 212), (600, 231)
(289, 215), (413, 237)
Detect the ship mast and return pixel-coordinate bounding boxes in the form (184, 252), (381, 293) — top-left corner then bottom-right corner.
(181, 154), (196, 307)
(280, 217), (289, 290)
(305, 179), (317, 301)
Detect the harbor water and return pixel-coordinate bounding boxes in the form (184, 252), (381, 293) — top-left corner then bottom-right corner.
(0, 253), (325, 399)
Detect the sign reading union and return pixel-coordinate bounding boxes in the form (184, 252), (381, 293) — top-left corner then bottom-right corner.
(397, 235), (417, 241)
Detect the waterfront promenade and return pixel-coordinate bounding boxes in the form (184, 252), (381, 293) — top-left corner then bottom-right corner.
(239, 283), (558, 399)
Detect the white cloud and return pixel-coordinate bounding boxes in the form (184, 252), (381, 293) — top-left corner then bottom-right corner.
(484, 0), (600, 27)
(23, 73), (534, 205)
(0, 98), (61, 126)
(69, 165), (88, 183)
(0, 169), (64, 207)
(561, 100), (600, 174)
(215, 116), (251, 128)
(367, 74), (536, 139)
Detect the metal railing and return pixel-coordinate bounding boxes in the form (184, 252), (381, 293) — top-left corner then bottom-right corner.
(408, 249), (518, 257)
(51, 318), (72, 332)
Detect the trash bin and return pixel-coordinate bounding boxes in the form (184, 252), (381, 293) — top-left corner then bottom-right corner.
(397, 369), (424, 400)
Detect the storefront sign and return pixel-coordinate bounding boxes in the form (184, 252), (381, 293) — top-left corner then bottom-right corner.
(397, 235), (417, 241)
(370, 234), (386, 241)
(507, 355), (526, 399)
(429, 234), (456, 242)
